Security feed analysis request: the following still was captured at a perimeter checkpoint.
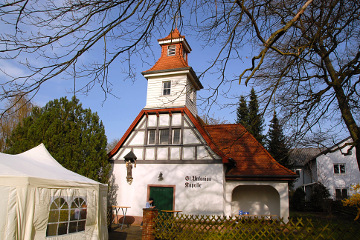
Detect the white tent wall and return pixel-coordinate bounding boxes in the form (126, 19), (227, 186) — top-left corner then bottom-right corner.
(0, 185), (17, 239)
(0, 144), (108, 240)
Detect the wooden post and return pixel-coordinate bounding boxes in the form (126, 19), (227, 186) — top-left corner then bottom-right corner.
(142, 208), (158, 240)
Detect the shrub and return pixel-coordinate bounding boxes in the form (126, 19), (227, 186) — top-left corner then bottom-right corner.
(342, 184), (360, 220)
(290, 187), (306, 211)
(310, 183), (331, 212)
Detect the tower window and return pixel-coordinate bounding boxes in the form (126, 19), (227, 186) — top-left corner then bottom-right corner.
(167, 45), (176, 56)
(163, 81), (171, 95)
(189, 89), (195, 103)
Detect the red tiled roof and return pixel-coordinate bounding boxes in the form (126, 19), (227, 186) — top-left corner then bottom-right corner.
(204, 124), (297, 180)
(143, 29), (189, 73)
(108, 108), (296, 181)
(158, 28), (185, 41)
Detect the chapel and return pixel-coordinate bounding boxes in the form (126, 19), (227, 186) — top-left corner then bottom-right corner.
(108, 28), (296, 224)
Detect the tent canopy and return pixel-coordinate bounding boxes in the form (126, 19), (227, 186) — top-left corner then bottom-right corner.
(0, 144), (108, 240)
(0, 143), (99, 184)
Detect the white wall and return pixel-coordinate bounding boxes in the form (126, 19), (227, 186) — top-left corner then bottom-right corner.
(144, 72), (198, 116)
(111, 163), (225, 217)
(316, 143), (360, 199)
(292, 168), (304, 190)
(185, 78), (197, 115)
(145, 74), (188, 109)
(292, 167), (313, 190)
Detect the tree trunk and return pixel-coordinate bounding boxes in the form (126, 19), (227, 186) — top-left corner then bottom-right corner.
(320, 49), (360, 171)
(332, 83), (360, 171)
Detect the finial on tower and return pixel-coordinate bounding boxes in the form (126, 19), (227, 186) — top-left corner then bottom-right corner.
(173, 12), (183, 30)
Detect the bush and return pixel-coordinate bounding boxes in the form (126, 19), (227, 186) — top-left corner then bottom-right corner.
(309, 183), (331, 212)
(342, 184), (360, 220)
(290, 187), (306, 211)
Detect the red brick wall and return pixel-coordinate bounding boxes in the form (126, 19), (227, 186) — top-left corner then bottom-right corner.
(142, 208), (158, 240)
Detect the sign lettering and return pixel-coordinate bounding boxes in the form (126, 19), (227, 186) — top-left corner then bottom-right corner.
(185, 176), (212, 188)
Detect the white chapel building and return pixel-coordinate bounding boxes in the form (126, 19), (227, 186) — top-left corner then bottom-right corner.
(108, 29), (296, 224)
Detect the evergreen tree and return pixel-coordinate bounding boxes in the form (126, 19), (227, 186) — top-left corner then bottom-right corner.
(247, 88), (264, 144)
(267, 111), (290, 168)
(235, 88), (264, 144)
(6, 97), (110, 184)
(236, 96), (249, 129)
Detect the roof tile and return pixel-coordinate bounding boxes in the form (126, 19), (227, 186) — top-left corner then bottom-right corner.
(158, 28), (185, 41)
(143, 29), (189, 72)
(204, 124), (296, 179)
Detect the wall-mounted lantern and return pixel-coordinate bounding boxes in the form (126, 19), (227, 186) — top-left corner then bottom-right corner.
(158, 172), (164, 181)
(124, 151), (137, 184)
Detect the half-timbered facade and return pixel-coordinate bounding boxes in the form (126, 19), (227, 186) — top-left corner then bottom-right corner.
(109, 29), (296, 224)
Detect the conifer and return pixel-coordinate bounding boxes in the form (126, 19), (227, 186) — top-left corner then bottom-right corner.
(267, 111), (290, 168)
(6, 97), (110, 184)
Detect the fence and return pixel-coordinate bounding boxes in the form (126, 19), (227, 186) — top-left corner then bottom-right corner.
(152, 212), (360, 240)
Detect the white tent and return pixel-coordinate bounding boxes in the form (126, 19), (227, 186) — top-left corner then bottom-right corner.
(0, 144), (108, 240)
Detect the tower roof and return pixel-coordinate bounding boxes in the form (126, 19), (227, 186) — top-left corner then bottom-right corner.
(142, 28), (192, 73)
(158, 28), (185, 41)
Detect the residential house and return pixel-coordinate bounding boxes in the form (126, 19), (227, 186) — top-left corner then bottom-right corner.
(291, 137), (360, 201)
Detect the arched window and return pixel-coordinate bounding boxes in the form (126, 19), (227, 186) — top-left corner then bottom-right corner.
(46, 197), (69, 236)
(46, 197), (87, 236)
(69, 197), (87, 233)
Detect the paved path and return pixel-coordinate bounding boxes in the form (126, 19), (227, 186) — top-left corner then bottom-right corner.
(108, 225), (142, 240)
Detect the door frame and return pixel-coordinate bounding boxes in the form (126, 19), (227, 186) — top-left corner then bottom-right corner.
(147, 184), (176, 210)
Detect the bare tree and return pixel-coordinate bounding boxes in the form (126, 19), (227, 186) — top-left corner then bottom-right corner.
(0, 94), (33, 151)
(200, 113), (229, 125)
(191, 0), (360, 168)
(107, 138), (121, 153)
(237, 0), (360, 168)
(0, 0), (184, 107)
(1, 0), (360, 169)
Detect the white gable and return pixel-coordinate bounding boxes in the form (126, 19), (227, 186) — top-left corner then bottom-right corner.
(111, 111), (220, 162)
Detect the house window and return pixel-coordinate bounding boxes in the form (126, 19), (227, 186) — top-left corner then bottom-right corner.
(334, 164), (345, 174)
(163, 81), (171, 96)
(189, 89), (195, 103)
(148, 129), (156, 145)
(159, 129), (169, 144)
(172, 129), (181, 144)
(46, 197), (87, 237)
(167, 45), (176, 56)
(335, 188), (348, 200)
(183, 51), (187, 61)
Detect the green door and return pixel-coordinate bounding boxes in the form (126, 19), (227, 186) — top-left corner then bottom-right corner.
(149, 186), (174, 211)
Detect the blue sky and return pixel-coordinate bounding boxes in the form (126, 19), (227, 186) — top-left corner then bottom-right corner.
(30, 28), (253, 143)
